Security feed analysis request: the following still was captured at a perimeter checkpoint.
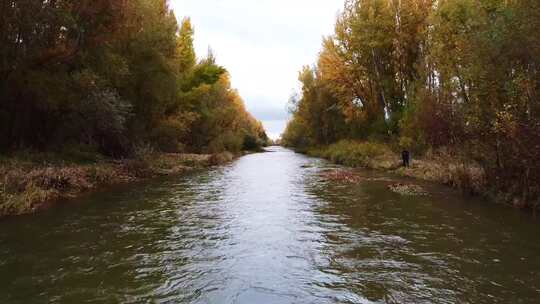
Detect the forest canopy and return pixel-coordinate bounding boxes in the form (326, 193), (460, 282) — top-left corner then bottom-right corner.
(283, 0), (540, 206)
(0, 0), (268, 156)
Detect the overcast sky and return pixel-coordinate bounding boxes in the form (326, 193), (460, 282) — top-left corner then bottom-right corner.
(169, 0), (344, 139)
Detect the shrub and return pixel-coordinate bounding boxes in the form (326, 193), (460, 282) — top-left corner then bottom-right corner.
(149, 112), (198, 153)
(399, 137), (414, 150)
(209, 152), (234, 165)
(26, 167), (91, 192)
(59, 143), (104, 163)
(75, 87), (133, 156)
(208, 131), (243, 153)
(86, 165), (117, 184)
(121, 160), (152, 178)
(242, 134), (261, 151)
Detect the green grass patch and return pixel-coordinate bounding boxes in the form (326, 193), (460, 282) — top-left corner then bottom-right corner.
(307, 140), (399, 170)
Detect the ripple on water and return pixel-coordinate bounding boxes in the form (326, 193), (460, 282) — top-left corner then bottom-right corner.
(0, 147), (539, 303)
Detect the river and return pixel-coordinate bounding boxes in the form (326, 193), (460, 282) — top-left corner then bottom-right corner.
(0, 147), (539, 303)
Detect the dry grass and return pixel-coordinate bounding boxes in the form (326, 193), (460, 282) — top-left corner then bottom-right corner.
(395, 153), (486, 196)
(306, 141), (493, 203)
(0, 151), (233, 217)
(308, 140), (400, 170)
(0, 163), (124, 216)
(208, 152), (234, 166)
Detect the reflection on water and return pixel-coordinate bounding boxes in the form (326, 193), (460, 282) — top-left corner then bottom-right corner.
(0, 146), (539, 303)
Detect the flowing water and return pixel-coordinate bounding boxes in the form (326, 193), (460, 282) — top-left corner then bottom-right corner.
(0, 147), (539, 303)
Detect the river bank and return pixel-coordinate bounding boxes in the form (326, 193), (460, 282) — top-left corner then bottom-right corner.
(0, 151), (238, 217)
(304, 140), (536, 211)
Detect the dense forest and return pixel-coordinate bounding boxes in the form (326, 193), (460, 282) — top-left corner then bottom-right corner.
(0, 0), (268, 157)
(283, 0), (540, 207)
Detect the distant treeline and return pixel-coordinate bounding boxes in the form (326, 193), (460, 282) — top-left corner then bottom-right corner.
(0, 0), (268, 157)
(283, 0), (539, 206)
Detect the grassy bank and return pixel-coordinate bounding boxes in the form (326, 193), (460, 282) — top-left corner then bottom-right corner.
(307, 141), (400, 170)
(304, 140), (534, 210)
(0, 151), (236, 217)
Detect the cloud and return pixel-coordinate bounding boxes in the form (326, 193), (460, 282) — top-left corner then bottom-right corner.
(170, 0), (343, 137)
(245, 96), (290, 121)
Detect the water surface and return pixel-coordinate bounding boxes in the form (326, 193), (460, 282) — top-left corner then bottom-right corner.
(1, 147), (539, 303)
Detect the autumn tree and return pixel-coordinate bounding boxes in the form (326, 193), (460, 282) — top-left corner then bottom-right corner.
(0, 0), (267, 155)
(284, 0), (540, 207)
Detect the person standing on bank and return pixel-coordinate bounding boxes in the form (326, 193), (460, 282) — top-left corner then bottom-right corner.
(402, 150), (411, 168)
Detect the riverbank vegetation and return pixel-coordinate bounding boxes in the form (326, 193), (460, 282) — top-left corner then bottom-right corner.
(282, 0), (540, 210)
(0, 0), (268, 215)
(0, 150), (238, 217)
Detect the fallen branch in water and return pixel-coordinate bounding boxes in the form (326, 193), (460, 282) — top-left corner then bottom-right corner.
(320, 169), (363, 183)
